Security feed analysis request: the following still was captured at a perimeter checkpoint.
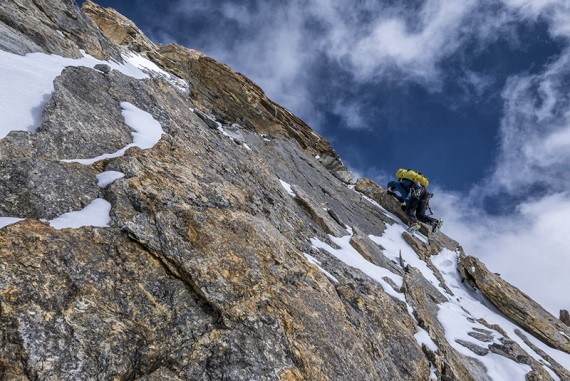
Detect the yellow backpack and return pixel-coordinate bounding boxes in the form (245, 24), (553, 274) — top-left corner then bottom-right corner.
(396, 168), (429, 187)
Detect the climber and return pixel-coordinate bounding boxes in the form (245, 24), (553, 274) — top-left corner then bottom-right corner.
(387, 169), (443, 233)
(405, 188), (443, 233)
(386, 168), (427, 206)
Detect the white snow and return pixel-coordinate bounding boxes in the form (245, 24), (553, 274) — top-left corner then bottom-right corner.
(0, 217), (24, 229)
(0, 50), (151, 140)
(279, 179), (296, 197)
(312, 190), (570, 380)
(311, 233), (405, 301)
(48, 198), (111, 229)
(432, 249), (570, 379)
(414, 328), (439, 352)
(122, 51), (170, 78)
(120, 102), (164, 148)
(304, 253), (339, 283)
(370, 223), (440, 286)
(63, 102), (164, 164)
(96, 171), (125, 188)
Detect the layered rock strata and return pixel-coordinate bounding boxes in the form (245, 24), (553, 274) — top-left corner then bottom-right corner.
(0, 1), (568, 380)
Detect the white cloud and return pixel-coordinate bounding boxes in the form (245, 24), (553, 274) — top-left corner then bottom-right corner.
(436, 190), (570, 316)
(344, 0), (477, 81)
(487, 48), (570, 194)
(436, 37), (570, 317)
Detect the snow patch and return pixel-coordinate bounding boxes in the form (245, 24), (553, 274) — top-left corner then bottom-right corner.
(96, 171), (125, 188)
(63, 102), (164, 164)
(311, 234), (404, 301)
(414, 328), (438, 352)
(304, 253), (339, 283)
(279, 180), (296, 197)
(48, 198), (111, 229)
(0, 217), (24, 229)
(432, 249), (570, 378)
(369, 223), (440, 287)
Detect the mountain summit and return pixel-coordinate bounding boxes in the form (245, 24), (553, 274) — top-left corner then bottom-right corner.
(0, 1), (569, 380)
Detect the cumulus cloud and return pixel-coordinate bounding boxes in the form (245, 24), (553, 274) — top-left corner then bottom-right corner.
(168, 0), (499, 127)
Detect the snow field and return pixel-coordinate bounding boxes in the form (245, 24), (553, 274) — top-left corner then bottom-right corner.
(310, 192), (570, 380)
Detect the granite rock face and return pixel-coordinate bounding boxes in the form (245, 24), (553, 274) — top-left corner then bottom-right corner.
(0, 0), (120, 59)
(83, 0), (354, 183)
(0, 1), (569, 380)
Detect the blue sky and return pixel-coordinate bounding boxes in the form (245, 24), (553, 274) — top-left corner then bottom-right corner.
(84, 0), (570, 315)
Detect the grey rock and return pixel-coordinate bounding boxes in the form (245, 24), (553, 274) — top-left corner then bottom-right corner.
(223, 123), (246, 143)
(561, 309), (570, 326)
(291, 184), (347, 237)
(319, 154), (354, 183)
(0, 0), (121, 60)
(0, 159), (100, 219)
(1, 1), (567, 380)
(192, 109), (219, 129)
(94, 63), (111, 73)
(467, 330), (494, 343)
(0, 22), (44, 55)
(455, 339), (490, 356)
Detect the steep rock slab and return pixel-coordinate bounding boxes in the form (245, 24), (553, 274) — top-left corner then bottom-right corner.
(0, 0), (120, 59)
(37, 66), (156, 160)
(458, 255), (570, 354)
(83, 1), (353, 181)
(0, 159), (100, 219)
(0, 220), (217, 380)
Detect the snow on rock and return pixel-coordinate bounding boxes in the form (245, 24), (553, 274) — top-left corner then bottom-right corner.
(96, 171), (125, 188)
(311, 233), (405, 301)
(279, 179), (296, 197)
(64, 102), (164, 164)
(303, 253), (339, 283)
(120, 102), (164, 148)
(0, 217), (24, 229)
(48, 198), (111, 229)
(414, 328), (439, 352)
(432, 249), (570, 379)
(0, 50), (151, 140)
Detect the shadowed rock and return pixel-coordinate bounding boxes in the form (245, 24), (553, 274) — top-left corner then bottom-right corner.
(458, 254), (570, 354)
(0, 0), (120, 59)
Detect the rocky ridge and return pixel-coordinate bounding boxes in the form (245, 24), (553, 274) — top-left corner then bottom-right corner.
(0, 1), (569, 380)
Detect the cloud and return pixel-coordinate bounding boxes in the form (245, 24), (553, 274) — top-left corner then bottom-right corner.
(485, 48), (570, 195)
(167, 0), (500, 127)
(435, 18), (570, 315)
(436, 190), (570, 316)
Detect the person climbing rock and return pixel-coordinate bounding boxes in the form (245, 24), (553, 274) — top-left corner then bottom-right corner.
(405, 188), (443, 233)
(387, 168), (427, 206)
(387, 168), (443, 233)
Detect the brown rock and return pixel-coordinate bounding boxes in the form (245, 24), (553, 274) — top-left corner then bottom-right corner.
(458, 254), (570, 354)
(82, 0), (155, 53)
(561, 309), (570, 326)
(0, 0), (120, 59)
